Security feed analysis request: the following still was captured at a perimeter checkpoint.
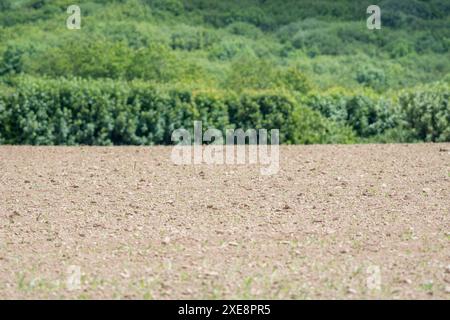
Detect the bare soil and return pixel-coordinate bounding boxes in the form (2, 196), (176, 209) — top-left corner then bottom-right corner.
(0, 144), (449, 299)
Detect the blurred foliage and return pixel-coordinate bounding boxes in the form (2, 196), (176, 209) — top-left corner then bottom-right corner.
(0, 0), (448, 144)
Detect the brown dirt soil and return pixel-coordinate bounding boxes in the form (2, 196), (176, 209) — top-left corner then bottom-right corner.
(0, 144), (449, 299)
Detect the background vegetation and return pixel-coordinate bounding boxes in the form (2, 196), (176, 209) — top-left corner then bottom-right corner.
(0, 0), (449, 144)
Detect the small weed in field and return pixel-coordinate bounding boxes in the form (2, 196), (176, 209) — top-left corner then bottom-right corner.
(351, 240), (363, 251)
(401, 229), (415, 241)
(240, 277), (254, 299)
(363, 187), (377, 196)
(276, 281), (294, 299)
(420, 282), (434, 292)
(291, 287), (309, 300)
(207, 285), (225, 300)
(16, 272), (60, 294)
(325, 279), (338, 291)
(143, 291), (153, 300)
(17, 273), (27, 291)
(179, 271), (190, 282)
(351, 266), (363, 278)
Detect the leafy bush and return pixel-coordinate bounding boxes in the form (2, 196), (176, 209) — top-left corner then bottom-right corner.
(144, 0), (184, 16)
(292, 29), (348, 56)
(356, 66), (387, 90)
(27, 38), (133, 79)
(208, 38), (253, 61)
(345, 96), (398, 137)
(0, 0), (448, 145)
(226, 22), (262, 39)
(0, 0), (11, 10)
(0, 76), (355, 145)
(306, 89), (400, 138)
(225, 57), (277, 91)
(0, 0), (448, 93)
(92, 23), (152, 49)
(278, 67), (312, 94)
(385, 39), (413, 58)
(171, 27), (219, 51)
(0, 45), (27, 76)
(24, 38), (187, 83)
(125, 44), (182, 82)
(306, 83), (450, 142)
(396, 83), (450, 142)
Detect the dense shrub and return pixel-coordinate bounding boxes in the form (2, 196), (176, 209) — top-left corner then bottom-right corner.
(226, 22), (262, 39)
(306, 83), (450, 142)
(0, 76), (355, 145)
(125, 45), (181, 82)
(144, 0), (185, 16)
(345, 96), (397, 137)
(1, 0), (448, 92)
(171, 27), (219, 51)
(397, 83), (450, 142)
(225, 57), (277, 91)
(0, 45), (29, 76)
(93, 23), (152, 49)
(1, 78), (447, 146)
(208, 39), (253, 61)
(291, 29), (348, 56)
(385, 39), (413, 58)
(355, 66), (387, 90)
(0, 0), (448, 146)
(306, 89), (400, 138)
(277, 67), (312, 94)
(0, 0), (11, 10)
(24, 38), (189, 83)
(27, 38), (133, 79)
